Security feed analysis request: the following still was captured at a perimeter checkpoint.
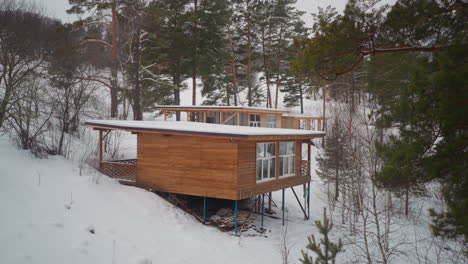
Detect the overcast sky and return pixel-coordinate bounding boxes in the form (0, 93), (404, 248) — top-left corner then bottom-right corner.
(36, 0), (352, 25)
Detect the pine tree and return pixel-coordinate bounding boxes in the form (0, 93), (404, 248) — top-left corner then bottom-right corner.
(68, 0), (125, 118)
(268, 0), (305, 108)
(142, 0), (192, 120)
(300, 208), (343, 264)
(373, 45), (468, 242)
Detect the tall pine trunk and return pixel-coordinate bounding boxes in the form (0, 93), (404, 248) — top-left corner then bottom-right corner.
(261, 28), (272, 108)
(191, 0), (198, 106)
(274, 24), (283, 109)
(110, 0), (119, 118)
(133, 23), (143, 120)
(299, 80), (304, 114)
(247, 24), (252, 107)
(228, 29), (238, 106)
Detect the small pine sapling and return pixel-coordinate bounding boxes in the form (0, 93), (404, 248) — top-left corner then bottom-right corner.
(300, 207), (343, 264)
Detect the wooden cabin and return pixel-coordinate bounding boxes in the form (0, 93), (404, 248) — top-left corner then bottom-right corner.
(85, 120), (324, 199)
(154, 105), (327, 131)
(86, 120), (326, 229)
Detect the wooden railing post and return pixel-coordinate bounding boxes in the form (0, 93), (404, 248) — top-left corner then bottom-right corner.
(98, 129), (103, 170)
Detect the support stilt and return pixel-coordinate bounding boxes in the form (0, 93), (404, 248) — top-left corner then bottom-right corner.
(234, 200), (238, 233)
(291, 187), (308, 220)
(268, 192), (272, 211)
(203, 197), (207, 225)
(282, 189), (285, 226)
(261, 193), (265, 230)
(307, 183), (311, 219)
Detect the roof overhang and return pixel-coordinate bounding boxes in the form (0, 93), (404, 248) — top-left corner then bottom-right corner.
(153, 105), (288, 114)
(84, 120), (325, 141)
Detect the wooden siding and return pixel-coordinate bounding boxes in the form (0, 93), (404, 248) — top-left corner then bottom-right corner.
(237, 141), (309, 199)
(137, 133), (238, 200)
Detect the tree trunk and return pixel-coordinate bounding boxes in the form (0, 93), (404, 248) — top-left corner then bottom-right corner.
(247, 24), (252, 107)
(299, 80), (304, 114)
(274, 24), (283, 109)
(228, 29), (238, 106)
(192, 0), (198, 106)
(110, 0), (119, 118)
(174, 76), (181, 121)
(261, 28), (272, 108)
(133, 24), (143, 120)
(322, 83), (327, 147)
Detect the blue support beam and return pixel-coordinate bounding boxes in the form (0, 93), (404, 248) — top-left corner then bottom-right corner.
(234, 200), (238, 233)
(282, 189), (285, 226)
(307, 183), (311, 219)
(203, 197), (207, 225)
(261, 193), (265, 230)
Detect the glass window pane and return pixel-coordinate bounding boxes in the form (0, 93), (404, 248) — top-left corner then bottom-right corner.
(267, 143), (275, 157)
(280, 142), (286, 155)
(291, 156), (295, 174)
(257, 143), (263, 158)
(257, 160), (262, 181)
(270, 158), (275, 178)
(288, 142), (295, 154)
(262, 159), (268, 180)
(279, 157), (284, 176)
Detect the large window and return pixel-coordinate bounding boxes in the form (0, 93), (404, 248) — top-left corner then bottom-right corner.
(266, 115), (277, 128)
(279, 142), (295, 177)
(250, 114), (261, 127)
(256, 143), (276, 181)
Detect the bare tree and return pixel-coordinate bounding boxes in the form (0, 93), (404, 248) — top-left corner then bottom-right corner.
(0, 0), (50, 129)
(7, 69), (57, 157)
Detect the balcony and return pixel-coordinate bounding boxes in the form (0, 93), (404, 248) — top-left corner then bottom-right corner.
(301, 160), (310, 178)
(99, 159), (136, 182)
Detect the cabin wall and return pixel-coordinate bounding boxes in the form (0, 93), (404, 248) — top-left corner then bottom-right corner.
(281, 117), (295, 129)
(237, 141), (308, 199)
(137, 133), (238, 200)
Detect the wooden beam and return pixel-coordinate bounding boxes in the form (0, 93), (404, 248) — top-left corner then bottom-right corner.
(102, 130), (111, 140)
(260, 113), (267, 127)
(98, 129), (103, 169)
(291, 187), (308, 220)
(223, 113), (237, 124)
(219, 111), (224, 124)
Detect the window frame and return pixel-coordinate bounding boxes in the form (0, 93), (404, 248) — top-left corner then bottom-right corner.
(279, 142), (295, 178)
(249, 114), (261, 127)
(256, 142), (276, 182)
(266, 115), (277, 128)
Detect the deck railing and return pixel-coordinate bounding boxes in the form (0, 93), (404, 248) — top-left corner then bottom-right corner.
(301, 160), (311, 178)
(99, 159), (137, 182)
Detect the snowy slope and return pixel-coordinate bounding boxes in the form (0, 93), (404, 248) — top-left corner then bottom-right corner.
(0, 135), (327, 264)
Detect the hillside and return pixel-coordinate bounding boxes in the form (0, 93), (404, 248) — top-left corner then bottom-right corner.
(0, 134), (328, 264)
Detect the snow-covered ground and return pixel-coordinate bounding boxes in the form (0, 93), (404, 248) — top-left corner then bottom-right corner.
(0, 134), (329, 264)
(1, 84), (465, 264)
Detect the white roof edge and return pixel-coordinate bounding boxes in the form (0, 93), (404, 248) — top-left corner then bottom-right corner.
(153, 105), (288, 113)
(85, 120), (326, 137)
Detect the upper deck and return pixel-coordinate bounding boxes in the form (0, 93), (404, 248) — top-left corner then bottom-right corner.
(154, 105), (327, 131)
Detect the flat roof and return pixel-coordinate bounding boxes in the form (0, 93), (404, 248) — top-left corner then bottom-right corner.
(85, 120), (325, 140)
(282, 113), (327, 119)
(153, 105), (288, 113)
